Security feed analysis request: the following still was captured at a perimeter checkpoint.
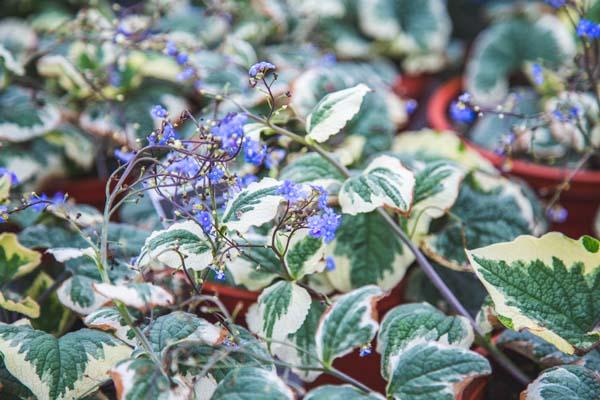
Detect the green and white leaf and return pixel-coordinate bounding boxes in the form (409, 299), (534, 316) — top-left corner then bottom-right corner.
(422, 175), (534, 271)
(0, 87), (61, 142)
(386, 341), (491, 400)
(92, 282), (174, 311)
(246, 280), (311, 342)
(497, 330), (581, 369)
(211, 367), (294, 400)
(281, 228), (326, 280)
(137, 220), (212, 271)
(0, 291), (40, 318)
(222, 178), (284, 233)
(0, 233), (42, 285)
(48, 203), (103, 227)
(279, 152), (345, 189)
(57, 274), (109, 315)
(466, 232), (600, 354)
(146, 312), (227, 354)
(339, 155), (415, 215)
(84, 307), (136, 346)
(377, 303), (474, 380)
(327, 211), (413, 291)
(110, 358), (192, 400)
(272, 300), (325, 382)
(306, 84), (371, 143)
(0, 325), (131, 400)
(411, 160), (464, 219)
(466, 16), (575, 105)
(226, 236), (280, 291)
(305, 384), (385, 400)
(316, 285), (384, 367)
(521, 365), (600, 400)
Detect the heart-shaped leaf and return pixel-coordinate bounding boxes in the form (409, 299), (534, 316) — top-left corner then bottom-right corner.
(521, 365), (600, 400)
(467, 232), (600, 354)
(84, 307), (136, 346)
(92, 282), (174, 311)
(211, 367), (294, 400)
(0, 325), (132, 400)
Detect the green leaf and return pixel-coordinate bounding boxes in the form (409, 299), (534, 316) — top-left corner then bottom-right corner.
(466, 232), (600, 354)
(273, 300), (325, 382)
(0, 292), (40, 318)
(283, 229), (326, 280)
(521, 365), (600, 400)
(146, 312), (228, 354)
(386, 341), (491, 400)
(0, 86), (61, 142)
(26, 272), (71, 335)
(0, 325), (132, 400)
(137, 220), (212, 271)
(18, 224), (89, 250)
(412, 160), (464, 219)
(377, 303), (473, 380)
(211, 367), (294, 400)
(92, 282), (174, 312)
(57, 274), (108, 315)
(422, 174), (536, 271)
(316, 285), (384, 367)
(84, 307), (136, 346)
(466, 16), (575, 105)
(279, 153), (345, 186)
(305, 384), (385, 400)
(306, 84), (371, 143)
(110, 358), (192, 400)
(222, 178), (284, 233)
(226, 236), (280, 291)
(0, 357), (34, 400)
(0, 233), (41, 285)
(246, 281), (311, 342)
(339, 155), (415, 215)
(327, 211), (413, 291)
(497, 330), (582, 369)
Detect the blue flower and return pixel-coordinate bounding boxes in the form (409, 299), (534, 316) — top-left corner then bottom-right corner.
(214, 269), (226, 281)
(359, 344), (372, 357)
(307, 207), (341, 243)
(208, 167), (225, 183)
(161, 123), (178, 144)
(114, 149), (135, 163)
(577, 19), (600, 38)
(176, 53), (188, 65)
(531, 64), (544, 85)
(168, 155), (199, 178)
(196, 211), (212, 232)
(449, 100), (476, 124)
(248, 61), (276, 77)
(325, 256), (335, 271)
(545, 0), (565, 8)
(265, 149), (286, 170)
(243, 138), (266, 166)
(211, 113), (247, 155)
(165, 40), (178, 57)
(311, 185), (329, 210)
(405, 99), (418, 115)
(0, 167), (18, 185)
(238, 174), (258, 188)
(276, 180), (305, 203)
(0, 205), (8, 223)
(29, 192), (65, 213)
(319, 53), (337, 67)
(546, 205), (568, 223)
(151, 105), (168, 118)
(177, 67), (195, 81)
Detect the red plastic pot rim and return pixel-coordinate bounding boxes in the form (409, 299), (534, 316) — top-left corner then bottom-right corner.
(427, 76), (600, 185)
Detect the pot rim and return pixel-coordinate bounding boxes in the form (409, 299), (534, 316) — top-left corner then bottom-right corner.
(427, 76), (600, 184)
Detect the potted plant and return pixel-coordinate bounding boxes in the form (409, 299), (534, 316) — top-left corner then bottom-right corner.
(429, 1), (600, 236)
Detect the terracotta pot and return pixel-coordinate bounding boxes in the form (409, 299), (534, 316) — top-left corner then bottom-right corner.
(428, 76), (600, 237)
(393, 74), (431, 100)
(38, 177), (109, 211)
(202, 282), (259, 324)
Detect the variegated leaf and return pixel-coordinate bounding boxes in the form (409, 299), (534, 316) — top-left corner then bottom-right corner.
(339, 155), (415, 215)
(0, 173), (10, 202)
(84, 307), (136, 346)
(246, 280), (311, 342)
(110, 358), (192, 400)
(466, 233), (600, 354)
(222, 178), (284, 233)
(327, 211), (413, 291)
(306, 84), (371, 143)
(0, 233), (41, 285)
(279, 153), (345, 188)
(226, 238), (280, 291)
(211, 367), (294, 400)
(377, 303), (473, 380)
(0, 291), (40, 318)
(305, 384), (385, 400)
(282, 228), (326, 280)
(386, 341), (491, 400)
(521, 365), (600, 400)
(316, 285), (384, 367)
(146, 312), (228, 354)
(412, 160), (464, 219)
(272, 300), (325, 382)
(92, 282), (174, 311)
(0, 325), (131, 400)
(57, 275), (109, 315)
(137, 220), (212, 271)
(48, 203), (103, 227)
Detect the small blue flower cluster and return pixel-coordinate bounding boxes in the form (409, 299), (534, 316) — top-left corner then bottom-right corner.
(276, 180), (307, 203)
(531, 63), (544, 85)
(546, 205), (568, 223)
(449, 100), (476, 124)
(248, 61), (276, 78)
(114, 149), (135, 163)
(28, 192), (65, 213)
(577, 19), (600, 39)
(147, 105), (180, 145)
(196, 210), (212, 233)
(243, 138), (267, 166)
(165, 40), (197, 83)
(0, 167), (18, 185)
(211, 113), (248, 156)
(544, 0), (566, 8)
